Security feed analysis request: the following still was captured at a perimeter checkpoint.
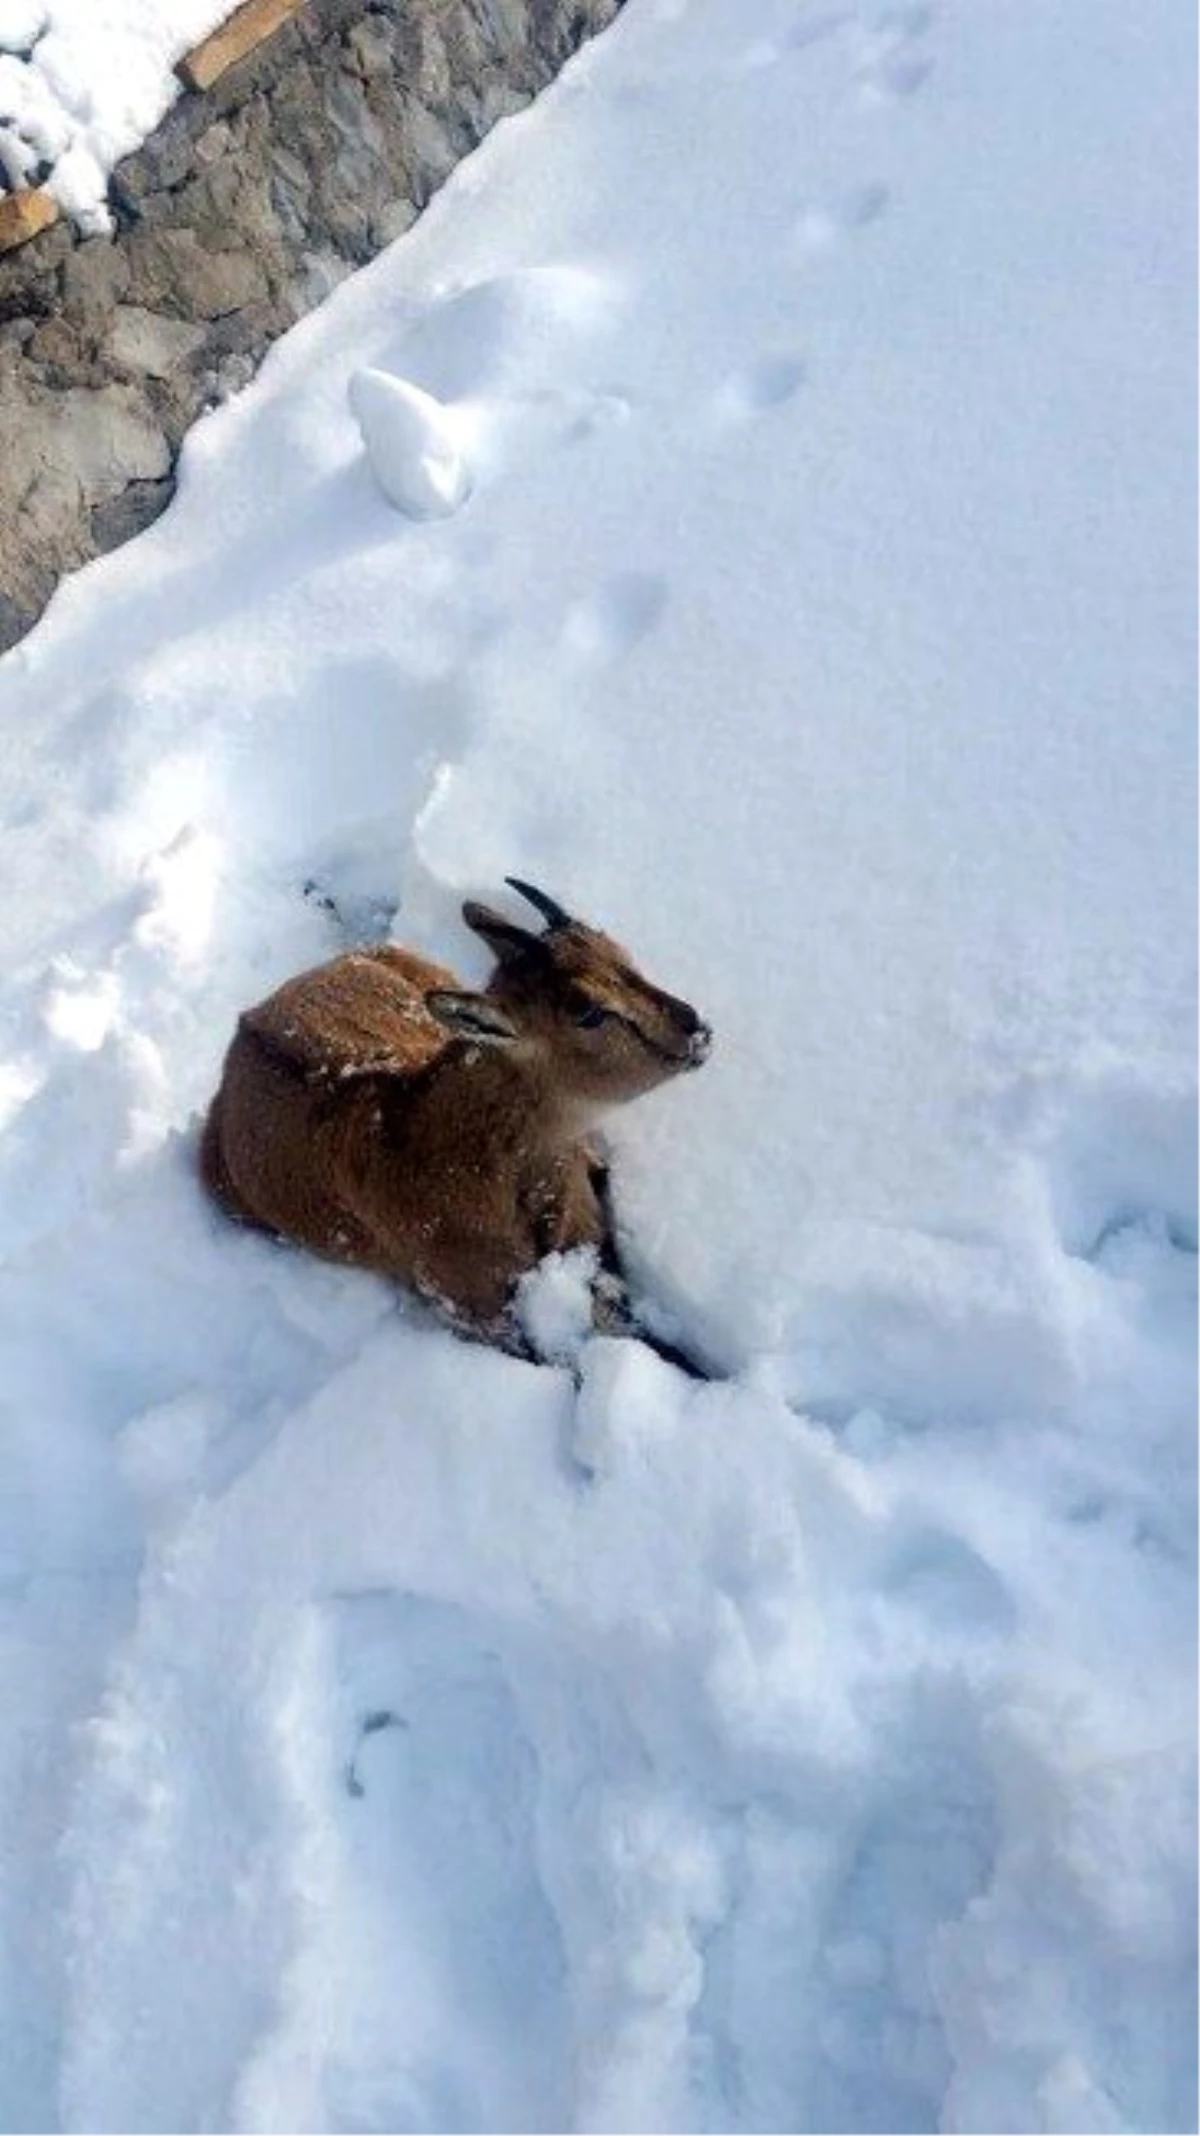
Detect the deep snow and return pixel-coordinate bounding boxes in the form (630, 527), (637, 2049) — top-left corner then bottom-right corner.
(0, 0), (1195, 2130)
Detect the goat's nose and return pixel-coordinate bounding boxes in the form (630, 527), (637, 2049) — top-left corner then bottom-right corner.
(686, 1019), (712, 1066)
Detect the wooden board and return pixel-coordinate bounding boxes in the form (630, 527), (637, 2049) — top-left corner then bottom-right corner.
(0, 187), (59, 256)
(176, 0), (307, 94)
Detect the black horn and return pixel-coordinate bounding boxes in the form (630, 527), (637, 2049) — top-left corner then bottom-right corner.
(505, 877), (572, 932)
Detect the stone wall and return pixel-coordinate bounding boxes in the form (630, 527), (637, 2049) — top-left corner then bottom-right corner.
(0, 0), (622, 654)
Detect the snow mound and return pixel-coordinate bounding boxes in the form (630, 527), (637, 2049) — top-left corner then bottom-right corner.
(349, 367), (473, 521)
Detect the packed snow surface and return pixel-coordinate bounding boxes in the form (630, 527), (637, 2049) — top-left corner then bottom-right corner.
(0, 0), (235, 227)
(0, 1), (1195, 2131)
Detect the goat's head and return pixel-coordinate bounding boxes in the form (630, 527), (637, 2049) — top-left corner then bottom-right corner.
(431, 876), (711, 1107)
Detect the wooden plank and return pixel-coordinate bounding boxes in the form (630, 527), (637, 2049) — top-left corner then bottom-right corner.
(176, 0), (307, 94)
(0, 187), (59, 256)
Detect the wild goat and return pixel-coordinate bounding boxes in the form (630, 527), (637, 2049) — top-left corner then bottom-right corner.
(200, 878), (711, 1354)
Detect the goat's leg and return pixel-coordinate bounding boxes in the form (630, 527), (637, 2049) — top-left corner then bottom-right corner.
(523, 1150), (713, 1380)
(573, 1150), (712, 1381)
(584, 1146), (625, 1279)
(418, 1284), (538, 1366)
(592, 1275), (712, 1381)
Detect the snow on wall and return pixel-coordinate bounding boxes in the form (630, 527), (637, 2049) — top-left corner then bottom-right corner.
(0, 0), (237, 228)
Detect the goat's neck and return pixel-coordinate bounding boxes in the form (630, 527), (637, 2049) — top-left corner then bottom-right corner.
(438, 1046), (596, 1164)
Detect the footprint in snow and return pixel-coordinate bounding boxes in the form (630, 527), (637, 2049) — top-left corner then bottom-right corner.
(854, 5), (935, 103)
(1064, 1490), (1188, 1567)
(561, 386), (635, 446)
(740, 3), (932, 95)
(326, 1589), (567, 2126)
(1020, 1065), (1198, 1268)
(861, 49), (931, 100)
(562, 571), (668, 663)
(712, 352), (807, 424)
(785, 8), (854, 52)
(795, 181), (890, 254)
(882, 1525), (1016, 1639)
(736, 9), (850, 72)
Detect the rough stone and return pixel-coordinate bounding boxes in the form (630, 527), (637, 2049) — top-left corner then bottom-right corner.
(0, 592), (31, 653)
(299, 248), (355, 304)
(91, 474), (177, 553)
(60, 237), (131, 320)
(348, 18), (394, 78)
(26, 316), (84, 374)
(372, 198), (418, 247)
(133, 125), (196, 195)
(123, 227), (267, 318)
(211, 350), (257, 397)
(109, 304), (207, 378)
(55, 386), (174, 493)
(0, 0), (625, 652)
(195, 120), (235, 165)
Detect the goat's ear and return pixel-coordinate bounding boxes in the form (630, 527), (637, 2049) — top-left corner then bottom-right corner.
(462, 900), (545, 967)
(426, 990), (520, 1045)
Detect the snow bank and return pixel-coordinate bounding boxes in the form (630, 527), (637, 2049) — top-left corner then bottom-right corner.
(0, 0), (1193, 2129)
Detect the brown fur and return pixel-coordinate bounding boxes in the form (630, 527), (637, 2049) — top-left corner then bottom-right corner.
(200, 889), (711, 1344)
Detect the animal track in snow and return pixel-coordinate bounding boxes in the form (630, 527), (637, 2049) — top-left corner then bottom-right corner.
(1062, 1482), (1190, 1571)
(795, 181), (890, 253)
(735, 6), (934, 111)
(562, 571), (668, 662)
(324, 1592), (567, 2129)
(713, 352), (807, 423)
(854, 5), (935, 103)
(694, 1678), (999, 2134)
(785, 8), (854, 54)
(560, 386), (635, 445)
(1021, 1063), (1198, 1266)
(863, 49), (931, 100)
(881, 1525), (1016, 1639)
(736, 10), (850, 73)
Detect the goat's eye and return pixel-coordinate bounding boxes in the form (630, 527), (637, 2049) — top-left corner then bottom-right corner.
(573, 1003), (611, 1030)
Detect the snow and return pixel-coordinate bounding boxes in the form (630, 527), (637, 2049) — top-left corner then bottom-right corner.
(0, 0), (1195, 2130)
(349, 368), (473, 521)
(0, 0), (236, 229)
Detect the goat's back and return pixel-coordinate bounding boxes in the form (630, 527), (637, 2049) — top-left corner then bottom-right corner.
(242, 944), (457, 1083)
(202, 944), (459, 1260)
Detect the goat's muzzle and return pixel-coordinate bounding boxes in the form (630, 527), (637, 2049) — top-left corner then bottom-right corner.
(684, 1020), (712, 1069)
(661, 999), (711, 1069)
